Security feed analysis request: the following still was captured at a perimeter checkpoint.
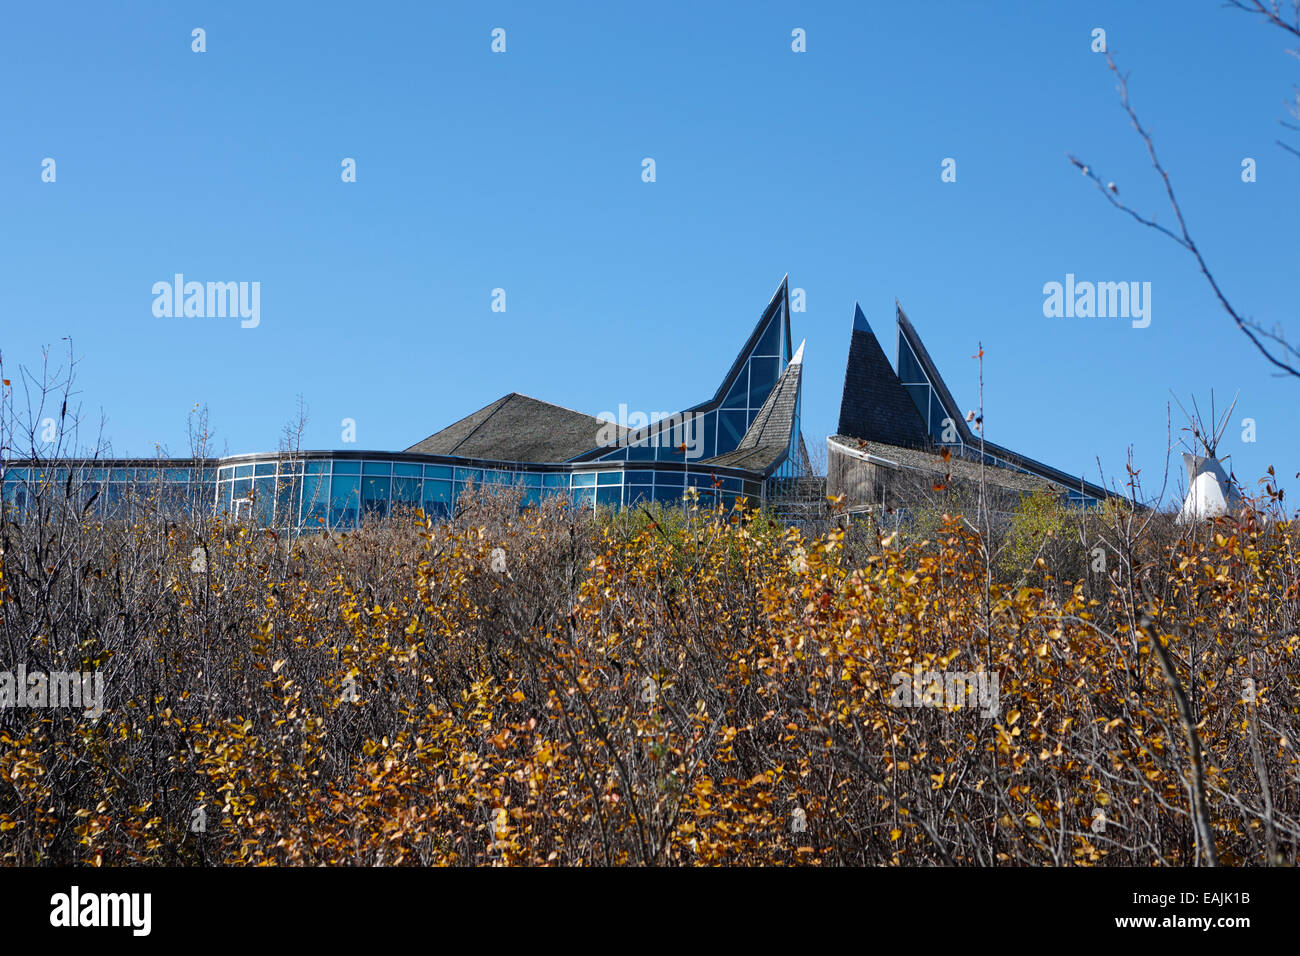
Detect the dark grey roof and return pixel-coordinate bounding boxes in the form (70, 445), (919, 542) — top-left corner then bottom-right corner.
(706, 349), (803, 475)
(896, 302), (1111, 499)
(566, 276), (794, 463)
(404, 393), (627, 464)
(707, 276), (791, 405)
(838, 303), (931, 448)
(829, 435), (1050, 495)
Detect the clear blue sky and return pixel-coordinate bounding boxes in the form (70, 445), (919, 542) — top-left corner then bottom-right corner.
(2, 1), (1296, 506)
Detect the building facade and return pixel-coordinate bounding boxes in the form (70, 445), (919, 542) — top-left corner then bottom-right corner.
(3, 279), (809, 529)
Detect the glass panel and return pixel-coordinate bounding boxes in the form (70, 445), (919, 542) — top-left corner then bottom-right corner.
(394, 463), (423, 478)
(596, 472), (621, 486)
(595, 486), (621, 510)
(422, 479), (452, 519)
(361, 475), (390, 518)
(234, 465), (254, 479)
(904, 384), (929, 422)
(748, 357), (780, 408)
(330, 475), (361, 528)
(652, 485), (683, 505)
(218, 467), (234, 481)
(275, 475), (298, 525)
(571, 488), (596, 510)
(392, 476), (421, 507)
(254, 463), (277, 476)
(253, 477), (275, 525)
(755, 307), (782, 356)
(454, 467), (483, 483)
(233, 478), (252, 500)
(898, 338), (927, 384)
(332, 460), (361, 475)
(626, 470), (655, 485)
(305, 461), (330, 475)
(542, 473), (569, 487)
(363, 461), (391, 475)
(301, 474), (327, 526)
(718, 410), (747, 454)
(722, 370), (748, 409)
(571, 473), (597, 487)
(424, 465), (453, 479)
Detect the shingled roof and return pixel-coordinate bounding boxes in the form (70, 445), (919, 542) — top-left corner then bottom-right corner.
(404, 393), (627, 464)
(707, 341), (804, 475)
(838, 304), (931, 448)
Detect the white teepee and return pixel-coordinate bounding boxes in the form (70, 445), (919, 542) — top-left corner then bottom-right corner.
(1173, 391), (1243, 524)
(1177, 453), (1242, 523)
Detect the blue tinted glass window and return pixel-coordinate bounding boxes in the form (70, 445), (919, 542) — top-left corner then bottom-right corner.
(571, 473), (597, 487)
(748, 357), (780, 407)
(898, 339), (927, 384)
(654, 471), (683, 487)
(718, 410), (747, 454)
(218, 467), (234, 481)
(904, 384), (929, 422)
(596, 472), (621, 486)
(363, 461), (391, 476)
(626, 470), (655, 485)
(454, 468), (483, 483)
(254, 463), (277, 477)
(572, 488), (595, 509)
(362, 475), (390, 517)
(394, 463), (422, 478)
(624, 442), (656, 462)
(254, 478), (275, 524)
(332, 460), (361, 475)
(424, 465), (452, 479)
(755, 307), (782, 356)
(542, 473), (568, 487)
(274, 476), (297, 525)
(305, 461), (329, 475)
(596, 486), (621, 509)
(234, 465), (254, 479)
(330, 475), (360, 527)
(301, 475), (327, 525)
(626, 485), (652, 505)
(392, 476), (420, 505)
(688, 411), (714, 461)
(652, 486), (683, 505)
(722, 371), (748, 409)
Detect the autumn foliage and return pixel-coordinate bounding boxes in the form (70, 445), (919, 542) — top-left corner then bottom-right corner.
(1, 482), (1298, 866)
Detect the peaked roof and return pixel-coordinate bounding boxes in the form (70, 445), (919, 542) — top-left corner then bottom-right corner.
(706, 341), (804, 475)
(404, 393), (626, 463)
(706, 276), (791, 407)
(838, 303), (931, 448)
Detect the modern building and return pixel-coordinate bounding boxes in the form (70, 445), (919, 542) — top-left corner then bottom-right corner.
(828, 301), (1112, 511)
(2, 279), (810, 529)
(3, 283), (1123, 530)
